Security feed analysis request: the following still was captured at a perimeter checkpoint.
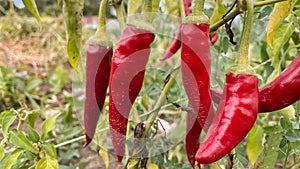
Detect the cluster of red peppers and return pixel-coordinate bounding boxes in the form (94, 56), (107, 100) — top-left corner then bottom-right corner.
(81, 0), (300, 167)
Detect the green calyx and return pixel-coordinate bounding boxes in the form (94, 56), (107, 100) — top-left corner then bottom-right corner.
(183, 0), (210, 25)
(89, 0), (112, 47)
(228, 64), (256, 76)
(127, 20), (155, 33)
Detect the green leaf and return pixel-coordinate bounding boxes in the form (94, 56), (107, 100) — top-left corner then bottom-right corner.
(267, 0), (295, 47)
(35, 156), (59, 169)
(285, 130), (298, 142)
(8, 129), (39, 153)
(4, 148), (24, 169)
(259, 130), (282, 169)
(27, 125), (40, 143)
(128, 0), (142, 15)
(246, 124), (264, 165)
(26, 78), (42, 92)
(48, 66), (68, 94)
(210, 0), (226, 32)
(21, 0), (42, 29)
(278, 105), (295, 121)
(267, 22), (295, 68)
(148, 164), (159, 169)
(41, 113), (61, 139)
(42, 143), (56, 158)
(63, 0), (84, 79)
(127, 158), (138, 169)
(0, 143), (4, 162)
(0, 110), (17, 138)
(25, 112), (40, 128)
(57, 0), (61, 4)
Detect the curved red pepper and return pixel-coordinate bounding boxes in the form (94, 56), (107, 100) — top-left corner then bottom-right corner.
(259, 53), (300, 112)
(181, 23), (213, 167)
(196, 72), (259, 164)
(210, 53), (300, 113)
(83, 45), (112, 147)
(109, 24), (154, 162)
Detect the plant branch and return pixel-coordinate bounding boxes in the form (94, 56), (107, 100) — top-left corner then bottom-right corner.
(210, 0), (287, 32)
(142, 68), (178, 137)
(113, 0), (126, 31)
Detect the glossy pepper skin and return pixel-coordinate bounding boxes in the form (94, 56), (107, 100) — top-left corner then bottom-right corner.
(83, 45), (112, 147)
(196, 72), (258, 164)
(181, 23), (213, 168)
(181, 23), (212, 129)
(109, 24), (155, 162)
(259, 53), (300, 112)
(210, 53), (300, 113)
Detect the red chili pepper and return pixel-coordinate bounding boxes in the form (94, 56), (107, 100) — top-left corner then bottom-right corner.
(109, 24), (154, 162)
(181, 21), (213, 167)
(83, 0), (112, 148)
(83, 45), (112, 147)
(259, 53), (300, 112)
(196, 72), (259, 163)
(210, 53), (300, 112)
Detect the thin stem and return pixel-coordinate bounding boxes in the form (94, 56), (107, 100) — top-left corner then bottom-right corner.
(209, 0), (287, 32)
(283, 142), (291, 169)
(235, 0), (253, 66)
(142, 68), (179, 137)
(54, 135), (85, 148)
(254, 0), (286, 7)
(114, 1), (126, 31)
(96, 0), (108, 36)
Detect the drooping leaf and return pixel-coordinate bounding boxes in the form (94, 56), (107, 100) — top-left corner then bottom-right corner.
(259, 129), (282, 169)
(27, 125), (40, 143)
(210, 0), (226, 32)
(35, 156), (59, 169)
(267, 22), (295, 68)
(267, 0), (295, 47)
(4, 148), (24, 169)
(246, 124), (264, 165)
(8, 129), (39, 153)
(41, 113), (61, 139)
(21, 0), (42, 28)
(0, 110), (17, 138)
(63, 0), (84, 78)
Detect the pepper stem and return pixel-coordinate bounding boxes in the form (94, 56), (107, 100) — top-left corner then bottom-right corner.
(142, 0), (153, 23)
(235, 0), (253, 66)
(179, 0), (186, 18)
(96, 0), (108, 35)
(113, 1), (126, 31)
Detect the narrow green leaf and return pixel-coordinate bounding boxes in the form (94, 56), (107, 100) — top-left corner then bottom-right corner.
(41, 113), (61, 139)
(259, 130), (282, 169)
(148, 164), (159, 169)
(0, 143), (4, 162)
(127, 158), (139, 169)
(27, 125), (40, 143)
(21, 0), (42, 29)
(267, 22), (295, 68)
(57, 0), (61, 4)
(0, 110), (17, 138)
(42, 143), (57, 158)
(35, 156), (59, 169)
(4, 148), (24, 169)
(267, 0), (295, 47)
(63, 0), (84, 79)
(246, 124), (264, 165)
(8, 129), (39, 153)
